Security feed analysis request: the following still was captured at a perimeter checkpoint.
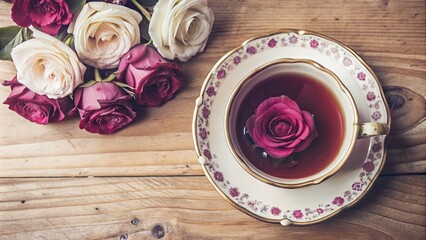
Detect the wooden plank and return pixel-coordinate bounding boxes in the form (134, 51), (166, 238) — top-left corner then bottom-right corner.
(0, 0), (425, 177)
(0, 175), (424, 239)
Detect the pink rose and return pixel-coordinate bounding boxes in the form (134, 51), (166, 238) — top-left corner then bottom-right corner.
(229, 187), (240, 197)
(72, 82), (136, 134)
(117, 45), (182, 107)
(2, 77), (71, 124)
(246, 96), (318, 159)
(292, 210), (304, 219)
(11, 0), (72, 35)
(270, 207), (281, 216)
(332, 196), (345, 206)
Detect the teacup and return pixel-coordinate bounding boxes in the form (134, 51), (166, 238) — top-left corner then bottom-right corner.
(225, 59), (388, 188)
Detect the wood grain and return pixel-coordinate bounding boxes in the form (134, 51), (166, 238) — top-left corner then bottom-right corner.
(0, 0), (425, 239)
(0, 175), (424, 240)
(0, 0), (425, 177)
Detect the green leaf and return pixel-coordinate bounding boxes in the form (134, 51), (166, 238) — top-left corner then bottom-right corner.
(54, 27), (70, 41)
(65, 0), (86, 15)
(137, 0), (158, 7)
(0, 26), (21, 49)
(79, 80), (98, 88)
(0, 26), (33, 61)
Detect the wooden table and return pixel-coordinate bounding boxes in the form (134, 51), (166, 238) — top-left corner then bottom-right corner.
(0, 1), (425, 239)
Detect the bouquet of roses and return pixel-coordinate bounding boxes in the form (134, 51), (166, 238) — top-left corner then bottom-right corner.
(0, 0), (214, 134)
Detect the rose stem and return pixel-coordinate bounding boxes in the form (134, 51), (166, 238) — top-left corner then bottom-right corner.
(103, 72), (117, 82)
(94, 68), (102, 82)
(130, 0), (151, 21)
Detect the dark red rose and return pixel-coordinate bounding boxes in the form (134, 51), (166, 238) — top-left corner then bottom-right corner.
(229, 187), (240, 197)
(11, 0), (72, 35)
(2, 77), (71, 124)
(72, 82), (136, 134)
(270, 207), (281, 216)
(332, 196), (345, 206)
(292, 210), (303, 219)
(246, 96), (318, 159)
(214, 171), (223, 182)
(117, 45), (182, 107)
(362, 161), (375, 173)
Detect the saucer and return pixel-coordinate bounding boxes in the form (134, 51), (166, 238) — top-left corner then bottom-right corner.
(192, 29), (391, 225)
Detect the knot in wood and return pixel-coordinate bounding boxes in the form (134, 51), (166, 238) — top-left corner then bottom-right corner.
(151, 224), (165, 239)
(119, 233), (128, 240)
(131, 218), (139, 225)
(386, 94), (405, 110)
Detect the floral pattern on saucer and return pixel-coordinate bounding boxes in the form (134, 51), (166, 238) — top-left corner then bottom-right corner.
(195, 31), (388, 223)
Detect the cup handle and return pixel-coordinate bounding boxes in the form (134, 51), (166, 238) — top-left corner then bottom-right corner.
(358, 122), (389, 138)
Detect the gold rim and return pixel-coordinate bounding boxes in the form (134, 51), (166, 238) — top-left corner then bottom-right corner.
(191, 29), (391, 225)
(223, 58), (359, 188)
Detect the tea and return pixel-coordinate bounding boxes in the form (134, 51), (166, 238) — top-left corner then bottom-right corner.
(233, 72), (345, 179)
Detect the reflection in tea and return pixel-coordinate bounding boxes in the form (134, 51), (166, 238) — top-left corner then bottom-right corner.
(233, 72), (345, 179)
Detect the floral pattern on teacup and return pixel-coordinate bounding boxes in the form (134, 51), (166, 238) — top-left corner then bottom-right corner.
(195, 31), (388, 222)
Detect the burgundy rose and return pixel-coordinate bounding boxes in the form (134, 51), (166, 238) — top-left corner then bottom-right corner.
(2, 77), (71, 124)
(362, 161), (375, 173)
(310, 39), (319, 48)
(206, 86), (215, 96)
(203, 149), (212, 160)
(233, 56), (241, 64)
(214, 171), (224, 182)
(202, 106), (210, 119)
(11, 0), (72, 35)
(292, 210), (303, 219)
(366, 91), (376, 101)
(270, 207), (281, 216)
(229, 187), (240, 197)
(332, 196), (345, 206)
(316, 208), (324, 214)
(217, 69), (226, 79)
(247, 46), (257, 54)
(117, 45), (182, 107)
(72, 82), (136, 134)
(357, 72), (366, 81)
(352, 182), (362, 191)
(199, 128), (207, 140)
(372, 143), (382, 152)
(268, 39), (277, 48)
(246, 96), (318, 159)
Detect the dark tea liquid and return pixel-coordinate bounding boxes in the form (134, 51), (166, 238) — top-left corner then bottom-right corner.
(234, 72), (345, 179)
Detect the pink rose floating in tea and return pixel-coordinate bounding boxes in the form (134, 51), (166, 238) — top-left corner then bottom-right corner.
(245, 96), (318, 159)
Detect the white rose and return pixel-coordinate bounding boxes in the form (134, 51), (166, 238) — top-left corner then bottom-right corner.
(11, 27), (86, 99)
(68, 2), (142, 69)
(149, 0), (214, 62)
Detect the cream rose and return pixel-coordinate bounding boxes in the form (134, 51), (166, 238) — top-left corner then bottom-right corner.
(68, 2), (142, 69)
(11, 27), (86, 99)
(149, 0), (214, 62)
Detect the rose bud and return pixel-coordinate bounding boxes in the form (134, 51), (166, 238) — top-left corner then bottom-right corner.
(117, 45), (183, 107)
(246, 96), (318, 159)
(72, 81), (136, 134)
(2, 77), (72, 124)
(11, 0), (72, 35)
